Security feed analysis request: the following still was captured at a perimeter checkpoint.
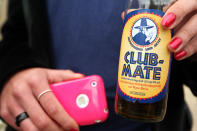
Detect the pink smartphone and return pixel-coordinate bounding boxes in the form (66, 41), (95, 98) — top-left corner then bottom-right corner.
(50, 75), (109, 126)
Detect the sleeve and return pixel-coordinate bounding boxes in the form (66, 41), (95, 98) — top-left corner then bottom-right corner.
(0, 0), (50, 92)
(181, 57), (197, 96)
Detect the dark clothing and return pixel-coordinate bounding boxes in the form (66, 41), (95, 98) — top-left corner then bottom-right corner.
(46, 0), (125, 98)
(0, 0), (197, 131)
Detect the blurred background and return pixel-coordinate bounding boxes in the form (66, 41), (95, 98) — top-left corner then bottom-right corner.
(0, 0), (197, 131)
(0, 0), (7, 41)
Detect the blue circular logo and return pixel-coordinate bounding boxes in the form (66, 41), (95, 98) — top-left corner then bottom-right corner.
(131, 17), (158, 46)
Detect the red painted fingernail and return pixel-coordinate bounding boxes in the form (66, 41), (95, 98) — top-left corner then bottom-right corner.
(162, 13), (176, 28)
(169, 37), (182, 50)
(174, 50), (187, 60)
(70, 129), (78, 131)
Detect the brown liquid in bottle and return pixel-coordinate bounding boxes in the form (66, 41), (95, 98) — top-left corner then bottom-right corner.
(115, 92), (168, 122)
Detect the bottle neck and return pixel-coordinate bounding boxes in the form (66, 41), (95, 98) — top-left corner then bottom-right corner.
(127, 0), (173, 11)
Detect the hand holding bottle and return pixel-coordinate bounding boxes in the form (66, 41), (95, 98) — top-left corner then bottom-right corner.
(162, 0), (197, 60)
(122, 0), (197, 60)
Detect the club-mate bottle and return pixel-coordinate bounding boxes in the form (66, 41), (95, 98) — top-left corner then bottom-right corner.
(115, 0), (174, 122)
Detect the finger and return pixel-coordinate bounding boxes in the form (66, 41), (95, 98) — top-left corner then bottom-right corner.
(13, 84), (63, 131)
(39, 92), (79, 130)
(168, 13), (197, 53)
(163, 0), (177, 12)
(46, 69), (85, 84)
(7, 97), (38, 131)
(30, 76), (79, 131)
(35, 85), (79, 130)
(0, 106), (19, 130)
(0, 95), (20, 130)
(121, 11), (125, 20)
(174, 35), (197, 60)
(162, 0), (197, 29)
(121, 9), (136, 20)
(20, 119), (39, 131)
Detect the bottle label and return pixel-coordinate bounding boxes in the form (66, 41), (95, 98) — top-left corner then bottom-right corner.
(117, 9), (172, 103)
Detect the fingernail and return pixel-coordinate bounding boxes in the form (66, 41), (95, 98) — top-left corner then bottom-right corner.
(162, 13), (176, 28)
(70, 129), (78, 131)
(169, 37), (182, 50)
(121, 11), (126, 20)
(75, 73), (85, 77)
(174, 50), (187, 60)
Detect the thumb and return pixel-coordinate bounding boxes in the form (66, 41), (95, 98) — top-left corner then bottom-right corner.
(121, 9), (137, 20)
(46, 69), (85, 84)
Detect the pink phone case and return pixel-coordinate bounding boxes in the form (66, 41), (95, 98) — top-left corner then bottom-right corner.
(50, 75), (109, 126)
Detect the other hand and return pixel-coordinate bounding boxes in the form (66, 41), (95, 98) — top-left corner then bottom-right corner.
(0, 68), (84, 131)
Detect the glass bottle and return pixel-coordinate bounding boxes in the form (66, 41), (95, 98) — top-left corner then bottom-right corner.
(115, 0), (174, 122)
